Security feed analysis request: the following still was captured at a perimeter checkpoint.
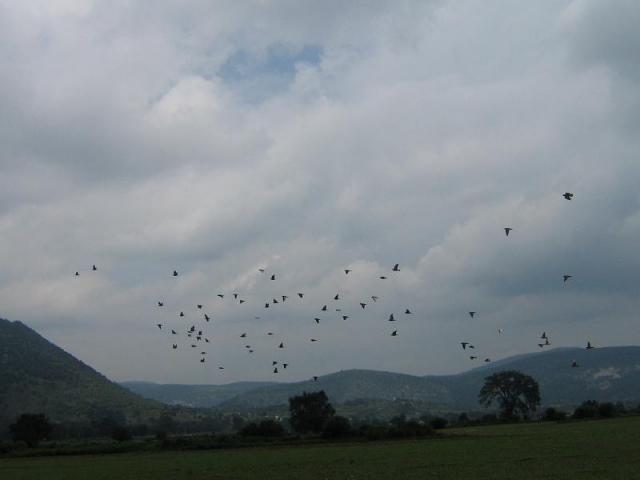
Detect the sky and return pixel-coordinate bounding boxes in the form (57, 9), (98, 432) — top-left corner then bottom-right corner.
(1, 0), (639, 384)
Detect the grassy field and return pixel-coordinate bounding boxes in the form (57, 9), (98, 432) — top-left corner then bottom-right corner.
(2, 417), (640, 479)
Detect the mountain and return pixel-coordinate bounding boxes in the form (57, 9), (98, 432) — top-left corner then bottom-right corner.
(130, 346), (640, 413)
(0, 318), (164, 431)
(120, 381), (277, 408)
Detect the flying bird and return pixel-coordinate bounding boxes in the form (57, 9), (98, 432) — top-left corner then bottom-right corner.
(470, 356), (477, 360)
(371, 296), (379, 302)
(360, 303), (367, 309)
(265, 303), (270, 308)
(504, 227), (512, 236)
(283, 363), (288, 369)
(204, 314), (210, 321)
(563, 275), (572, 283)
(469, 312), (476, 318)
(258, 268), (265, 273)
(571, 360), (579, 368)
(461, 342), (470, 350)
(171, 330), (176, 335)
(345, 269), (351, 274)
(314, 318), (321, 324)
(173, 270), (178, 277)
(498, 328), (504, 335)
(342, 315), (349, 321)
(233, 293), (239, 299)
(270, 274), (276, 280)
(310, 338), (318, 342)
(379, 276), (387, 280)
(197, 304), (203, 309)
(157, 324), (162, 329)
(586, 341), (595, 350)
(217, 294), (224, 299)
(484, 358), (491, 363)
(405, 309), (412, 314)
(313, 376), (318, 382)
(92, 265), (97, 271)
(172, 344), (177, 349)
(157, 302), (164, 307)
(298, 293), (304, 298)
(240, 333), (247, 338)
(563, 192), (574, 200)
(334, 294), (339, 300)
(388, 314), (395, 322)
(179, 312), (184, 317)
(278, 342), (284, 349)
(273, 368), (278, 373)
(321, 305), (327, 311)
(392, 264), (400, 272)
(391, 330), (398, 336)
(75, 272), (79, 276)
(282, 295), (288, 302)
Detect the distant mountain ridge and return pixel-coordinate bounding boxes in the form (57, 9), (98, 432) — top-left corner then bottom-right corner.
(123, 346), (640, 411)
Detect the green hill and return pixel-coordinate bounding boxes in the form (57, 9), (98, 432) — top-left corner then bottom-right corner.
(120, 381), (277, 408)
(0, 318), (164, 433)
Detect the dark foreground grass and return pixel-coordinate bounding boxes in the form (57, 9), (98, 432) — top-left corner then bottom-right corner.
(2, 417), (640, 480)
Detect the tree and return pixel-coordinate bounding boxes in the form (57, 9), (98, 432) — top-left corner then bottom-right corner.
(322, 416), (352, 439)
(288, 391), (335, 434)
(479, 370), (540, 420)
(240, 419), (285, 437)
(9, 414), (53, 447)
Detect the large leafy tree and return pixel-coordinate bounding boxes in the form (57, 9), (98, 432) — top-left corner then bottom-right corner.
(289, 390), (335, 434)
(9, 413), (53, 447)
(479, 370), (540, 420)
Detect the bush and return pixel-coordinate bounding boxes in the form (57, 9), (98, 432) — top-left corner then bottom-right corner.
(322, 416), (352, 439)
(111, 426), (132, 442)
(542, 407), (568, 421)
(573, 400), (600, 419)
(9, 414), (53, 448)
(598, 402), (615, 418)
(429, 417), (448, 430)
(239, 419), (285, 437)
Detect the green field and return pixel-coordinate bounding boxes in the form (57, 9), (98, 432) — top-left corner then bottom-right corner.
(2, 417), (640, 479)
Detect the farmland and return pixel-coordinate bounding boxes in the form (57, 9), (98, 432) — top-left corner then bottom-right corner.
(2, 417), (640, 479)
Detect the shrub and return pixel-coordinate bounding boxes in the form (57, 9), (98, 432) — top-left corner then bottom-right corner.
(598, 402), (615, 418)
(573, 400), (599, 419)
(429, 417), (448, 430)
(239, 419), (285, 437)
(9, 414), (53, 448)
(111, 426), (132, 442)
(322, 416), (352, 439)
(542, 407), (567, 421)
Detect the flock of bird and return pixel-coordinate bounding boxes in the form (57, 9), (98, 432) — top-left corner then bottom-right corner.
(76, 191), (593, 379)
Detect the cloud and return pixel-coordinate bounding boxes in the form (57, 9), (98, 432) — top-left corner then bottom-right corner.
(0, 0), (638, 383)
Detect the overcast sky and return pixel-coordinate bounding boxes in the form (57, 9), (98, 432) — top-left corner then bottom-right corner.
(1, 0), (639, 384)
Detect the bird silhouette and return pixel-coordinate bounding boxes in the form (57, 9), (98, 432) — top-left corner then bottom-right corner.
(504, 227), (512, 236)
(405, 309), (412, 314)
(258, 268), (265, 273)
(314, 318), (321, 324)
(273, 367), (278, 373)
(469, 312), (476, 318)
(197, 304), (203, 309)
(360, 303), (367, 309)
(371, 296), (379, 302)
(563, 275), (572, 283)
(392, 264), (400, 272)
(313, 376), (318, 381)
(282, 295), (288, 302)
(342, 315), (349, 321)
(270, 274), (276, 280)
(283, 363), (288, 369)
(484, 358), (491, 363)
(171, 330), (176, 335)
(272, 298), (279, 304)
(345, 269), (351, 274)
(172, 344), (177, 349)
(204, 314), (210, 321)
(272, 361), (278, 366)
(75, 272), (79, 276)
(469, 355), (477, 360)
(461, 342), (470, 350)
(310, 338), (318, 342)
(240, 333), (247, 338)
(334, 294), (339, 300)
(265, 303), (270, 308)
(379, 276), (387, 280)
(92, 265), (97, 271)
(391, 330), (398, 336)
(563, 192), (574, 200)
(200, 358), (206, 363)
(298, 293), (304, 298)
(571, 360), (579, 367)
(179, 312), (184, 317)
(233, 293), (239, 299)
(158, 302), (164, 307)
(217, 294), (224, 299)
(321, 305), (327, 311)
(278, 342), (284, 349)
(388, 314), (395, 322)
(173, 270), (178, 277)
(586, 341), (595, 350)
(157, 324), (162, 329)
